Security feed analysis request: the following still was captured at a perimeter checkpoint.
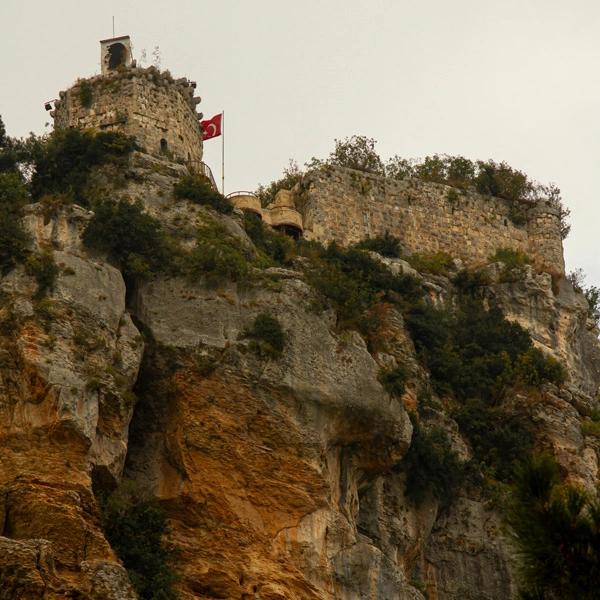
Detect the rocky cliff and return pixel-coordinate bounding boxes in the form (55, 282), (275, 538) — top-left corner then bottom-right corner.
(1, 152), (599, 600)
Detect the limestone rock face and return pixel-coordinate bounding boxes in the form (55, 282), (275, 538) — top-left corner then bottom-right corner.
(484, 264), (600, 395)
(0, 203), (143, 596)
(129, 276), (418, 599)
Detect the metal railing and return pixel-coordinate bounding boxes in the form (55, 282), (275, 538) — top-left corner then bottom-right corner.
(226, 191), (259, 199)
(187, 160), (217, 191)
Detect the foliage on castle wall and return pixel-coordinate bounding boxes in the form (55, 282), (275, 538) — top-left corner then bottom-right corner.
(53, 67), (203, 165)
(301, 166), (565, 274)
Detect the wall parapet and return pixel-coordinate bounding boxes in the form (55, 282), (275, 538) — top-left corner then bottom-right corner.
(299, 165), (565, 274)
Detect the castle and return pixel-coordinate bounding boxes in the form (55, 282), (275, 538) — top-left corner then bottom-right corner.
(52, 36), (565, 275)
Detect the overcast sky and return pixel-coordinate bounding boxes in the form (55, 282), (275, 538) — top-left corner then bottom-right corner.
(2, 0), (598, 285)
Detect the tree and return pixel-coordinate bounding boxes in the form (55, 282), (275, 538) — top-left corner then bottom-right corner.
(507, 455), (600, 599)
(0, 115), (6, 147)
(0, 172), (29, 274)
(256, 159), (303, 207)
(568, 269), (600, 324)
(308, 135), (385, 175)
(0, 115), (30, 274)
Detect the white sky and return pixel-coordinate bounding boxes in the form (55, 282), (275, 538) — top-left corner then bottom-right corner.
(1, 0), (598, 286)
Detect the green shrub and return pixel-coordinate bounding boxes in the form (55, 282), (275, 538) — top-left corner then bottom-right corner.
(581, 420), (600, 438)
(507, 455), (600, 599)
(446, 156), (476, 186)
(513, 348), (566, 387)
(83, 200), (171, 283)
(244, 313), (286, 359)
(489, 247), (530, 270)
(183, 222), (249, 286)
(354, 233), (402, 258)
(243, 212), (294, 265)
(401, 416), (468, 505)
(0, 114), (24, 173)
(453, 400), (533, 482)
(174, 175), (232, 214)
(405, 297), (565, 482)
(446, 188), (459, 204)
(475, 160), (532, 202)
(25, 250), (59, 299)
(406, 300), (544, 402)
(296, 238), (327, 261)
(508, 204), (527, 226)
(384, 155), (414, 180)
(102, 486), (177, 600)
(256, 160), (303, 207)
(307, 135), (385, 175)
(30, 128), (137, 204)
(452, 269), (490, 296)
(306, 243), (422, 332)
(78, 80), (93, 108)
(379, 365), (409, 396)
(413, 154), (448, 184)
(0, 172), (29, 274)
(407, 252), (454, 276)
(584, 286), (600, 324)
(568, 269), (600, 324)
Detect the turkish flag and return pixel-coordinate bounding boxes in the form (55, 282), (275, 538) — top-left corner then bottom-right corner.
(200, 113), (223, 140)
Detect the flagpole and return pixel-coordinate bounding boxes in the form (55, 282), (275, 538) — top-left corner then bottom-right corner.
(221, 111), (225, 195)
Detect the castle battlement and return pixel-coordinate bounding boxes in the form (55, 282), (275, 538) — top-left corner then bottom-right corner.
(296, 166), (565, 274)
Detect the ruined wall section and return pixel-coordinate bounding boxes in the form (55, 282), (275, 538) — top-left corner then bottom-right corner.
(53, 67), (203, 164)
(301, 166), (565, 274)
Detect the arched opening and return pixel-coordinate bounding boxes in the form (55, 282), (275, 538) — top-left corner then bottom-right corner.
(274, 224), (302, 240)
(107, 43), (127, 70)
(160, 138), (169, 154)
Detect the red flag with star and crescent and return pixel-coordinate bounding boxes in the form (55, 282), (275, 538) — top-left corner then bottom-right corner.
(200, 113), (223, 140)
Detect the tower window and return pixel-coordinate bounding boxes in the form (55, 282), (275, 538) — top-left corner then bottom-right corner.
(107, 43), (127, 70)
(160, 138), (169, 154)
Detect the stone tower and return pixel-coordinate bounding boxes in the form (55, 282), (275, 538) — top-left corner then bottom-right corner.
(52, 36), (204, 165)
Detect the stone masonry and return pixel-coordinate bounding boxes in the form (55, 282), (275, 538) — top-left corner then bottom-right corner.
(53, 66), (203, 165)
(299, 166), (565, 274)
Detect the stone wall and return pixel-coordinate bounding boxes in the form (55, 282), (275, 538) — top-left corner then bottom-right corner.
(300, 166), (565, 274)
(53, 67), (203, 164)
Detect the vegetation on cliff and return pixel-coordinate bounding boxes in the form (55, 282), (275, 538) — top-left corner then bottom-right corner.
(27, 128), (137, 205)
(243, 312), (287, 359)
(173, 174), (233, 214)
(244, 212), (295, 265)
(0, 117), (30, 274)
(0, 119), (140, 276)
(568, 268), (600, 325)
(508, 455), (600, 599)
(102, 484), (177, 600)
(0, 171), (29, 275)
(256, 159), (303, 207)
(401, 416), (468, 505)
(83, 199), (173, 283)
(406, 297), (564, 482)
(354, 231), (402, 258)
(184, 220), (249, 285)
(302, 240), (422, 336)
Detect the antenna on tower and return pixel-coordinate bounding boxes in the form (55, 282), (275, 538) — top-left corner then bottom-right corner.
(112, 16), (115, 38)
